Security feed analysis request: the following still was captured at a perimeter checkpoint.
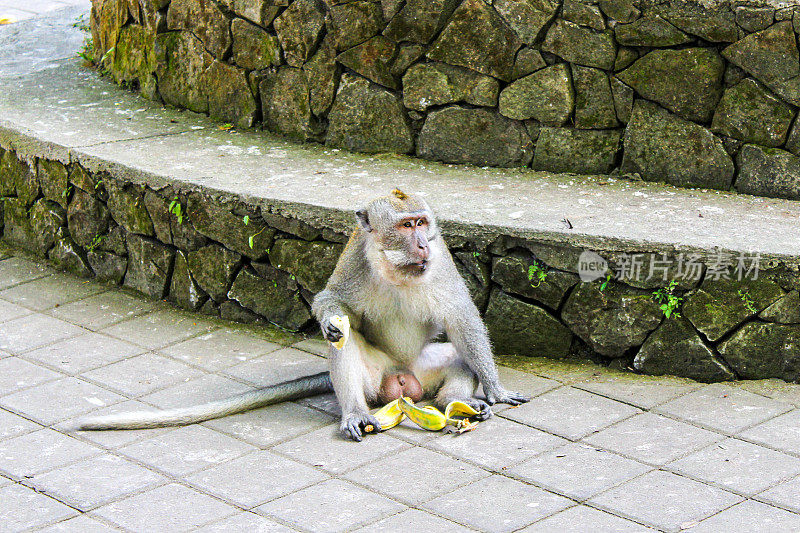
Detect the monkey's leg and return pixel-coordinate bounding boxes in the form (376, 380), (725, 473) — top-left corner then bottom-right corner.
(330, 329), (392, 441)
(412, 343), (492, 421)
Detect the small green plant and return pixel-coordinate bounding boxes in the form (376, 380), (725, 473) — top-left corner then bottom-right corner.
(248, 227), (267, 249)
(653, 280), (683, 319)
(599, 271), (613, 292)
(62, 183), (73, 200)
(739, 289), (758, 313)
(472, 251), (480, 258)
(168, 196), (184, 225)
(94, 178), (103, 190)
(527, 262), (548, 288)
(243, 215), (250, 226)
(87, 234), (106, 253)
(77, 38), (94, 64)
(219, 123), (234, 131)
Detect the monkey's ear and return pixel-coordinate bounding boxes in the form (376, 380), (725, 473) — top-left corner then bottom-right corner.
(355, 209), (372, 232)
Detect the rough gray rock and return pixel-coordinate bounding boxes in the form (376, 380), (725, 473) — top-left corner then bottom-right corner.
(494, 0), (559, 45)
(143, 190), (208, 253)
(598, 0), (639, 23)
(273, 0), (326, 67)
(736, 144), (800, 200)
(561, 280), (663, 357)
(106, 182), (155, 237)
(154, 31), (212, 114)
(621, 100), (735, 190)
(542, 19), (616, 70)
(186, 244), (242, 302)
(188, 193), (275, 259)
(67, 189), (110, 249)
(336, 36), (397, 90)
(512, 48), (547, 80)
(402, 62), (499, 111)
(228, 265), (311, 330)
(124, 233), (175, 299)
(735, 6), (775, 33)
(491, 252), (578, 309)
(427, 0), (522, 81)
(49, 237), (93, 278)
(610, 77), (633, 124)
(326, 74), (414, 154)
(667, 10), (738, 42)
(614, 16), (691, 47)
(484, 289), (573, 358)
(29, 199), (66, 257)
(417, 106), (533, 167)
(231, 18), (281, 71)
(572, 65), (619, 129)
(617, 48), (724, 122)
(170, 250), (208, 310)
(166, 0), (231, 58)
(719, 322), (800, 381)
(711, 79), (793, 147)
(498, 64), (573, 125)
(383, 0), (459, 44)
(2, 151), (38, 206)
(761, 290), (800, 324)
(205, 61), (258, 129)
(634, 317), (735, 382)
(260, 67), (318, 140)
(562, 0), (605, 30)
(87, 250), (128, 284)
(533, 128), (621, 175)
(38, 158), (69, 209)
(268, 239), (343, 293)
(303, 36), (339, 117)
(3, 199), (35, 254)
(328, 1), (384, 51)
(220, 0), (286, 26)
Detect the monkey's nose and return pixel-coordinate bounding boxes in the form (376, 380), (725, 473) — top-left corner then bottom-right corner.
(417, 243), (429, 260)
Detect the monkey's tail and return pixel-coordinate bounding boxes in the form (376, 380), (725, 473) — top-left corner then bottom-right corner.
(73, 372), (333, 431)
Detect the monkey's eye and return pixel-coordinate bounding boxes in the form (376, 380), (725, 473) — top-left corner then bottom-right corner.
(417, 219), (426, 227)
(403, 221), (413, 228)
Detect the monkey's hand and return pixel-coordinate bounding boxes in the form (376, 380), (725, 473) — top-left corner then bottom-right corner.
(484, 386), (530, 407)
(320, 316), (344, 343)
(341, 412), (382, 442)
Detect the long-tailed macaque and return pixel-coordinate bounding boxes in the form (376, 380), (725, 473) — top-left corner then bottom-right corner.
(75, 190), (529, 441)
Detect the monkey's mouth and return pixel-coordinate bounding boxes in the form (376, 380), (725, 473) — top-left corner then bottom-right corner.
(402, 260), (428, 274)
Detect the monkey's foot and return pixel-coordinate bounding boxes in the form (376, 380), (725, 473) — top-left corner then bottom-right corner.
(341, 412), (382, 442)
(485, 388), (530, 407)
(440, 398), (492, 421)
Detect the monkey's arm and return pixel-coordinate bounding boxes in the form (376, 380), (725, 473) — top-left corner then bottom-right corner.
(311, 288), (349, 342)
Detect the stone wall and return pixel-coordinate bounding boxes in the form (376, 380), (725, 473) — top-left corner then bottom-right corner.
(92, 0), (800, 199)
(3, 145), (800, 382)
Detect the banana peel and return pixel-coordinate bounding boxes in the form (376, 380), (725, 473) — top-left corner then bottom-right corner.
(328, 315), (350, 350)
(364, 398), (406, 433)
(364, 397), (481, 434)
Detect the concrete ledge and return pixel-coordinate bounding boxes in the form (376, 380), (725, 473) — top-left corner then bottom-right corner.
(2, 7), (800, 383)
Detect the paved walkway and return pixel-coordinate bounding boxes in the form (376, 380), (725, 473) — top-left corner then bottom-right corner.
(0, 0), (88, 22)
(2, 248), (800, 532)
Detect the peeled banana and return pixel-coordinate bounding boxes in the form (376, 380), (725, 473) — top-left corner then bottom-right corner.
(364, 398), (406, 433)
(328, 315), (350, 350)
(398, 397), (480, 433)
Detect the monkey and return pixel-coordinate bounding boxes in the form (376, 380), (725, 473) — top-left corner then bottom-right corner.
(73, 190), (529, 440)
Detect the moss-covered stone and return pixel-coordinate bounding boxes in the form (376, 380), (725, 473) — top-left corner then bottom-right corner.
(562, 0), (605, 30)
(186, 244), (242, 302)
(260, 67), (318, 140)
(106, 182), (155, 236)
(621, 100), (734, 190)
(124, 233), (175, 299)
(512, 48), (547, 80)
(719, 322), (800, 381)
(326, 74), (414, 154)
(303, 36), (339, 117)
(49, 237), (93, 278)
(68, 188), (111, 250)
(268, 239), (342, 293)
(95, 0), (129, 62)
(542, 20), (616, 70)
(610, 77), (633, 124)
(494, 0), (558, 45)
(87, 250), (128, 284)
(29, 199), (66, 257)
(142, 190), (208, 252)
(453, 251), (491, 309)
(228, 265), (312, 330)
(633, 317), (734, 382)
(187, 193), (275, 258)
(170, 250), (208, 310)
(166, 0), (231, 58)
(761, 290), (800, 324)
(561, 280), (663, 357)
(615, 16), (691, 47)
(736, 144), (800, 200)
(533, 127), (620, 175)
(231, 18), (280, 71)
(273, 0), (325, 67)
(220, 0), (286, 26)
(383, 0), (459, 44)
(598, 0), (639, 23)
(37, 160), (69, 210)
(155, 31), (213, 114)
(485, 289), (573, 358)
(2, 198), (35, 253)
(492, 252), (578, 309)
(618, 48), (724, 123)
(402, 62), (500, 111)
(1, 151), (38, 206)
(112, 24), (158, 99)
(427, 0), (522, 82)
(572, 65), (618, 129)
(328, 1), (383, 51)
(667, 10), (738, 42)
(498, 64), (573, 125)
(205, 61), (258, 129)
(683, 278), (784, 342)
(735, 6), (776, 33)
(712, 79), (793, 147)
(68, 165), (96, 193)
(417, 106), (533, 167)
(336, 36), (398, 90)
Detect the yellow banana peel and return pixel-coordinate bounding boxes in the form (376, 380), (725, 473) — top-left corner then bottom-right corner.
(328, 315), (350, 350)
(364, 397), (482, 434)
(364, 398), (407, 433)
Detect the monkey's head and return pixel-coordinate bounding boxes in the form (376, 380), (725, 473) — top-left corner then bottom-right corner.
(357, 189), (439, 280)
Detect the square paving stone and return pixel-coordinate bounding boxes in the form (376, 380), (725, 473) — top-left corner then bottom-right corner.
(0, 428), (101, 478)
(272, 424), (409, 474)
(0, 356), (61, 395)
(202, 401), (334, 447)
(487, 367), (562, 413)
(195, 512), (294, 532)
(589, 470), (743, 532)
(757, 475), (800, 513)
(688, 500), (800, 533)
(576, 374), (703, 410)
(732, 379), (800, 407)
(521, 505), (653, 532)
(353, 508), (474, 532)
(162, 329), (283, 371)
(0, 483), (78, 530)
(224, 348), (328, 387)
(343, 446), (489, 505)
(426, 416), (567, 470)
(508, 442), (652, 501)
(654, 383), (793, 434)
(583, 412), (723, 465)
(24, 332), (147, 374)
(0, 376), (125, 425)
(94, 483), (239, 532)
(424, 474), (573, 532)
(50, 290), (157, 330)
(298, 392), (341, 417)
(29, 453), (166, 511)
(82, 352), (203, 397)
(0, 408), (42, 439)
(139, 374), (254, 409)
(186, 449), (329, 508)
(0, 256), (52, 289)
(119, 424), (256, 476)
(0, 274), (105, 310)
(255, 479), (406, 533)
(37, 514), (121, 532)
(501, 386), (641, 440)
(739, 409), (800, 455)
(100, 310), (218, 350)
(291, 337), (328, 356)
(0, 314), (86, 353)
(666, 438), (800, 496)
(0, 298), (31, 322)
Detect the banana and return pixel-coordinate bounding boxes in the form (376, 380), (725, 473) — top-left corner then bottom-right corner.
(398, 397), (449, 431)
(328, 315), (350, 350)
(444, 400), (480, 419)
(364, 398), (406, 433)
